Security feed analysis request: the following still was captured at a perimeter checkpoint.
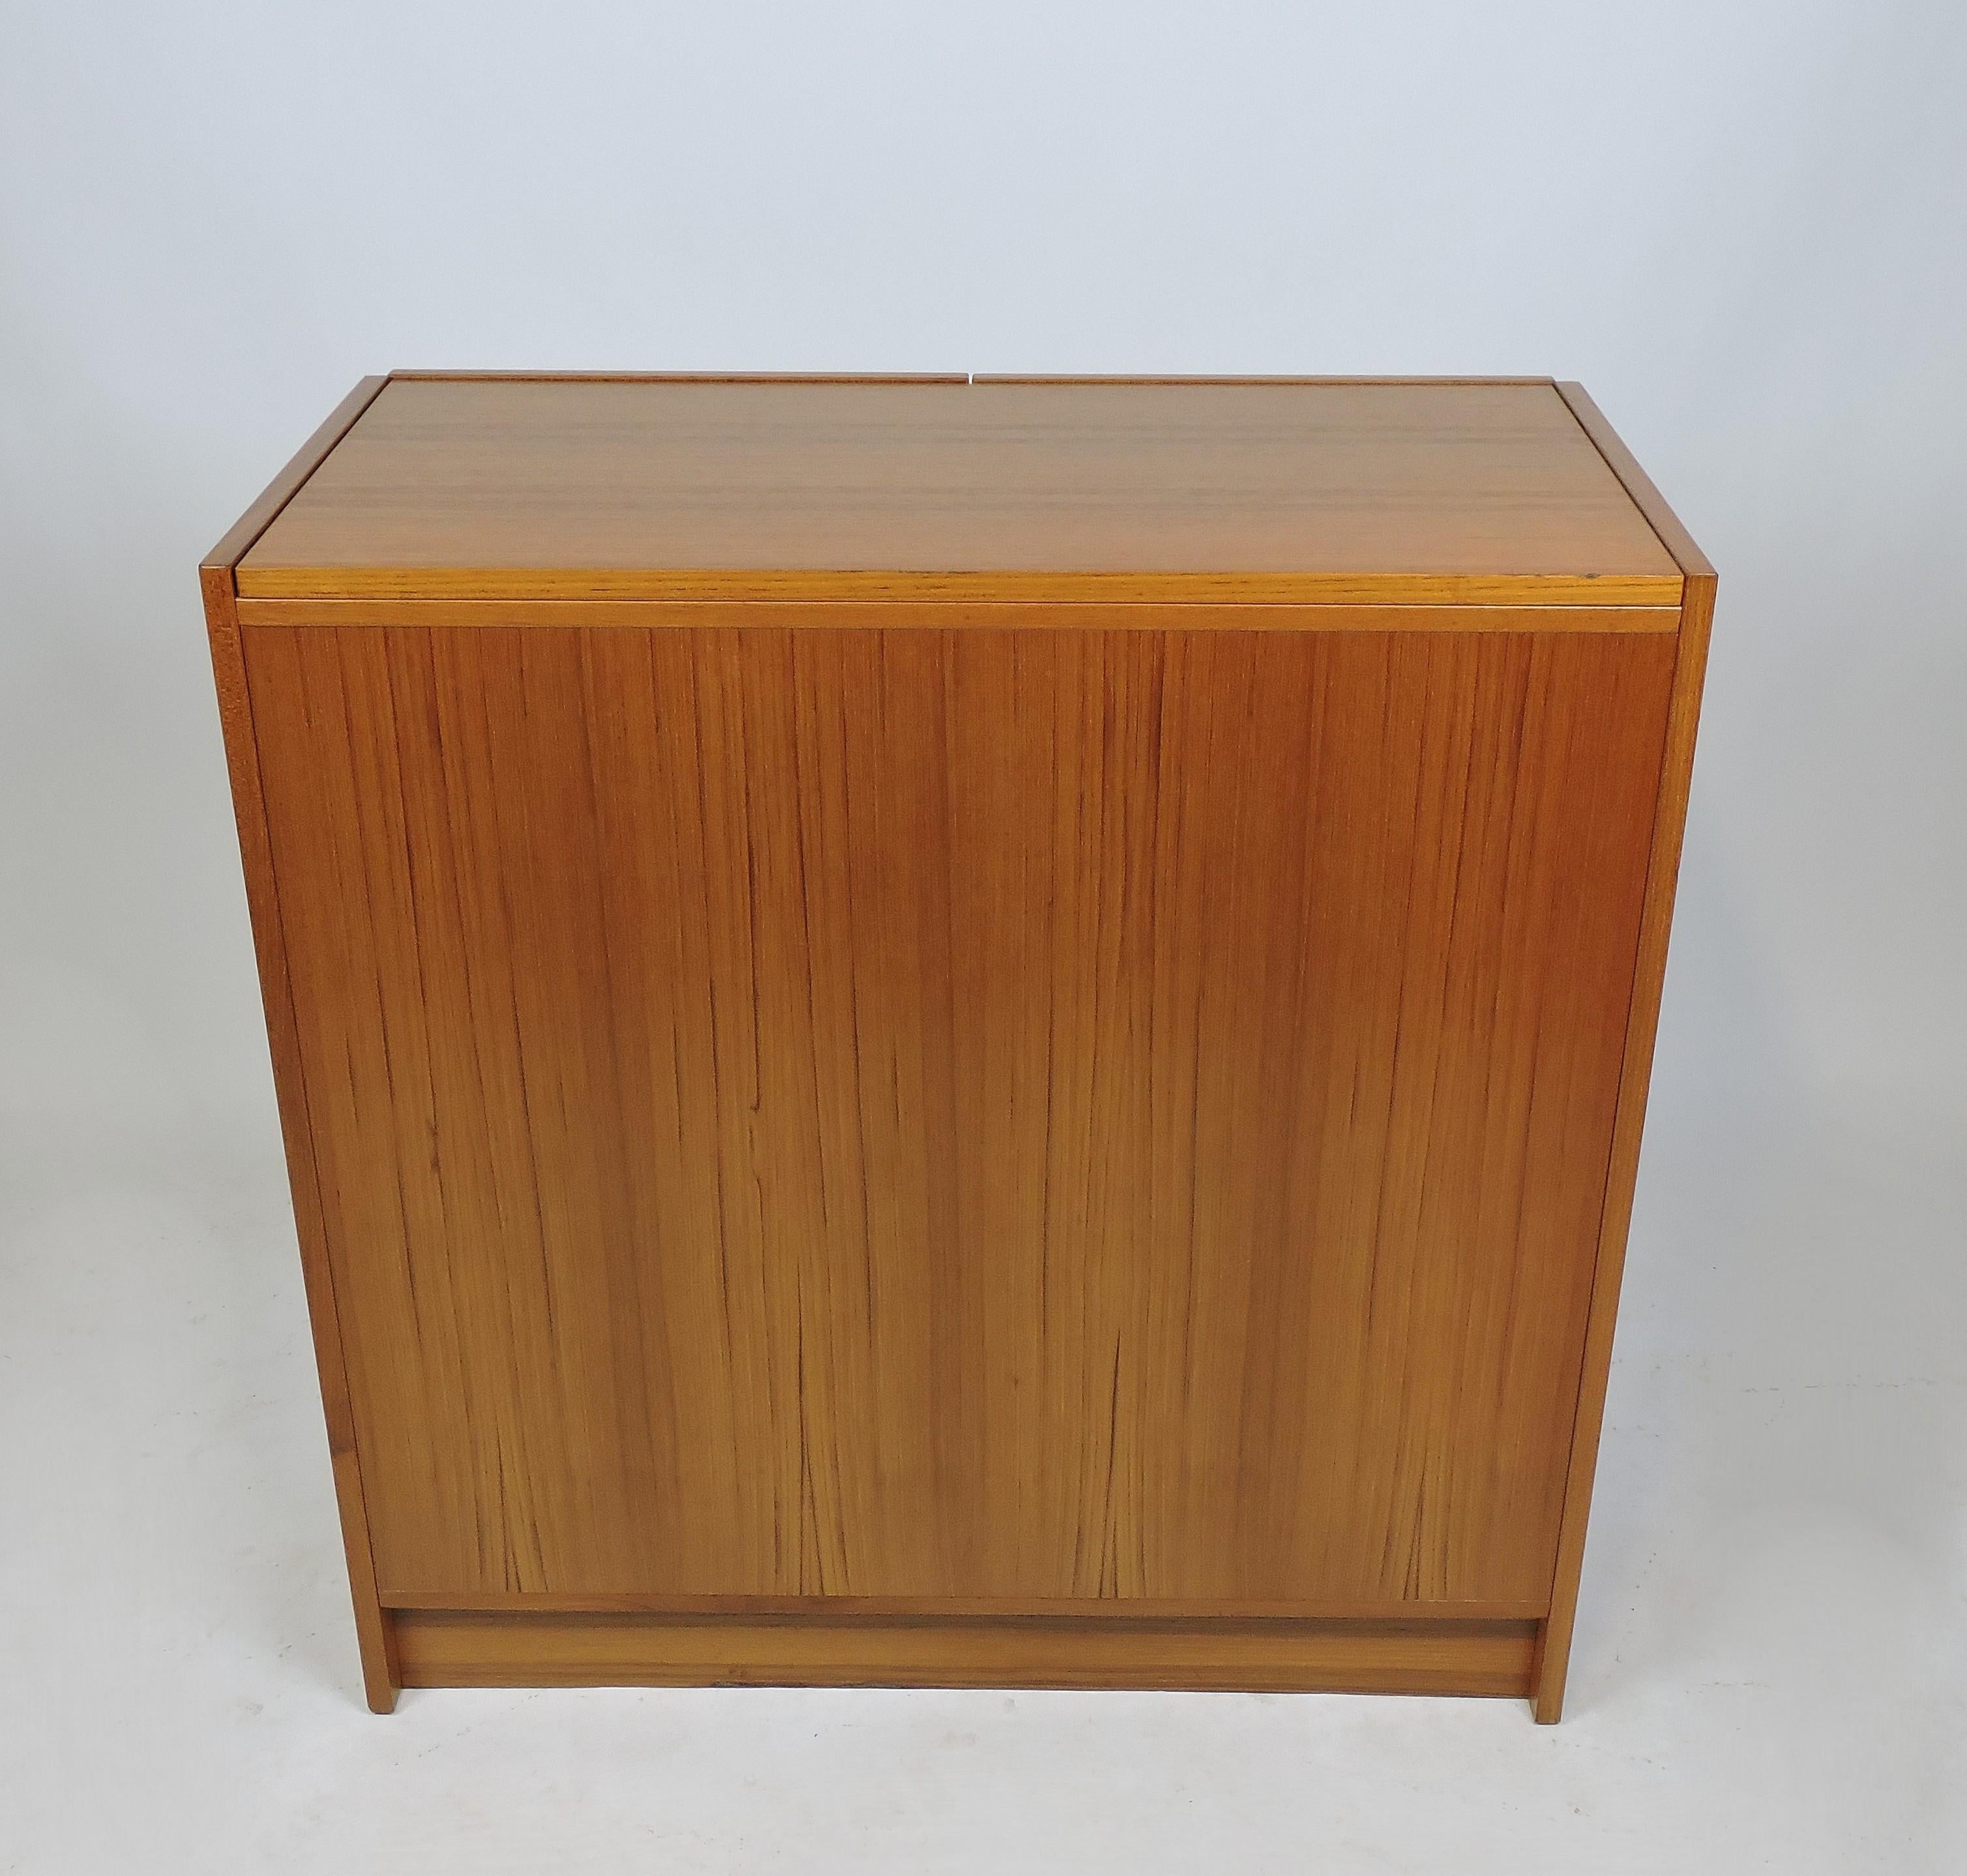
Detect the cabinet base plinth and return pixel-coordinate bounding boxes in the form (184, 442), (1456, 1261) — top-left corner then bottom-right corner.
(389, 1609), (1540, 1699)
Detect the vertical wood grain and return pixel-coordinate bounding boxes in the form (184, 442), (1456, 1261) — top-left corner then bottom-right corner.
(1533, 382), (1717, 1722)
(201, 570), (400, 1712)
(198, 373), (400, 1712)
(244, 623), (1674, 1615)
(1531, 574), (1715, 1720)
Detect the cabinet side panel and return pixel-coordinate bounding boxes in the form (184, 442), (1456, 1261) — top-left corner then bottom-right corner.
(1534, 576), (1715, 1719)
(244, 623), (1672, 1608)
(203, 577), (398, 1710)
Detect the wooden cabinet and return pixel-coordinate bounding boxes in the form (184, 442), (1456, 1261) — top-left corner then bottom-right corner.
(201, 375), (1712, 1720)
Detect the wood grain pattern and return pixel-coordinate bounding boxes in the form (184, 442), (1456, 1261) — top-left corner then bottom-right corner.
(1531, 383), (1717, 1720)
(237, 569), (1679, 606)
(205, 375), (1711, 1714)
(1555, 383), (1717, 579)
(1533, 578), (1713, 1722)
(231, 598), (1679, 635)
(392, 1610), (1538, 1695)
(241, 621), (1674, 1618)
(198, 375), (398, 1712)
(235, 379), (1682, 606)
(377, 1590), (1546, 1619)
(203, 377), (390, 571)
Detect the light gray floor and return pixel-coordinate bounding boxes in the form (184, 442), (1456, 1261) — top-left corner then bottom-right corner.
(3, 1083), (1960, 1873)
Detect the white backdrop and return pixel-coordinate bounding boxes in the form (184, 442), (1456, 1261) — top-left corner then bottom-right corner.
(3, 5), (1963, 1871)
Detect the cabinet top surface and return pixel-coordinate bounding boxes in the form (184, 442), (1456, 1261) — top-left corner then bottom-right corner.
(233, 376), (1685, 605)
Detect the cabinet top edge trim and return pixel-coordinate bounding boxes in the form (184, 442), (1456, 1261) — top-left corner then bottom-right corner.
(1555, 383), (1716, 581)
(232, 596), (1683, 631)
(203, 375), (390, 576)
(233, 568), (1685, 607)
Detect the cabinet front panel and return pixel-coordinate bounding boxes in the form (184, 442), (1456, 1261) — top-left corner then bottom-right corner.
(244, 623), (1674, 1607)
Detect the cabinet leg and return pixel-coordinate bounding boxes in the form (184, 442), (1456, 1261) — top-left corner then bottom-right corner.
(357, 1606), (402, 1714)
(1530, 1615), (1571, 1723)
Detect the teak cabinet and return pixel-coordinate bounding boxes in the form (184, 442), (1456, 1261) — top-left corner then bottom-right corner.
(201, 374), (1713, 1720)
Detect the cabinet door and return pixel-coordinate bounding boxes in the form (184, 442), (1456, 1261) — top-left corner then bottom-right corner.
(246, 620), (1674, 1609)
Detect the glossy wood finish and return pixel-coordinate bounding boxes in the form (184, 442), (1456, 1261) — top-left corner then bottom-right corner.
(393, 1611), (1539, 1696)
(202, 375), (1712, 1718)
(236, 379), (1682, 606)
